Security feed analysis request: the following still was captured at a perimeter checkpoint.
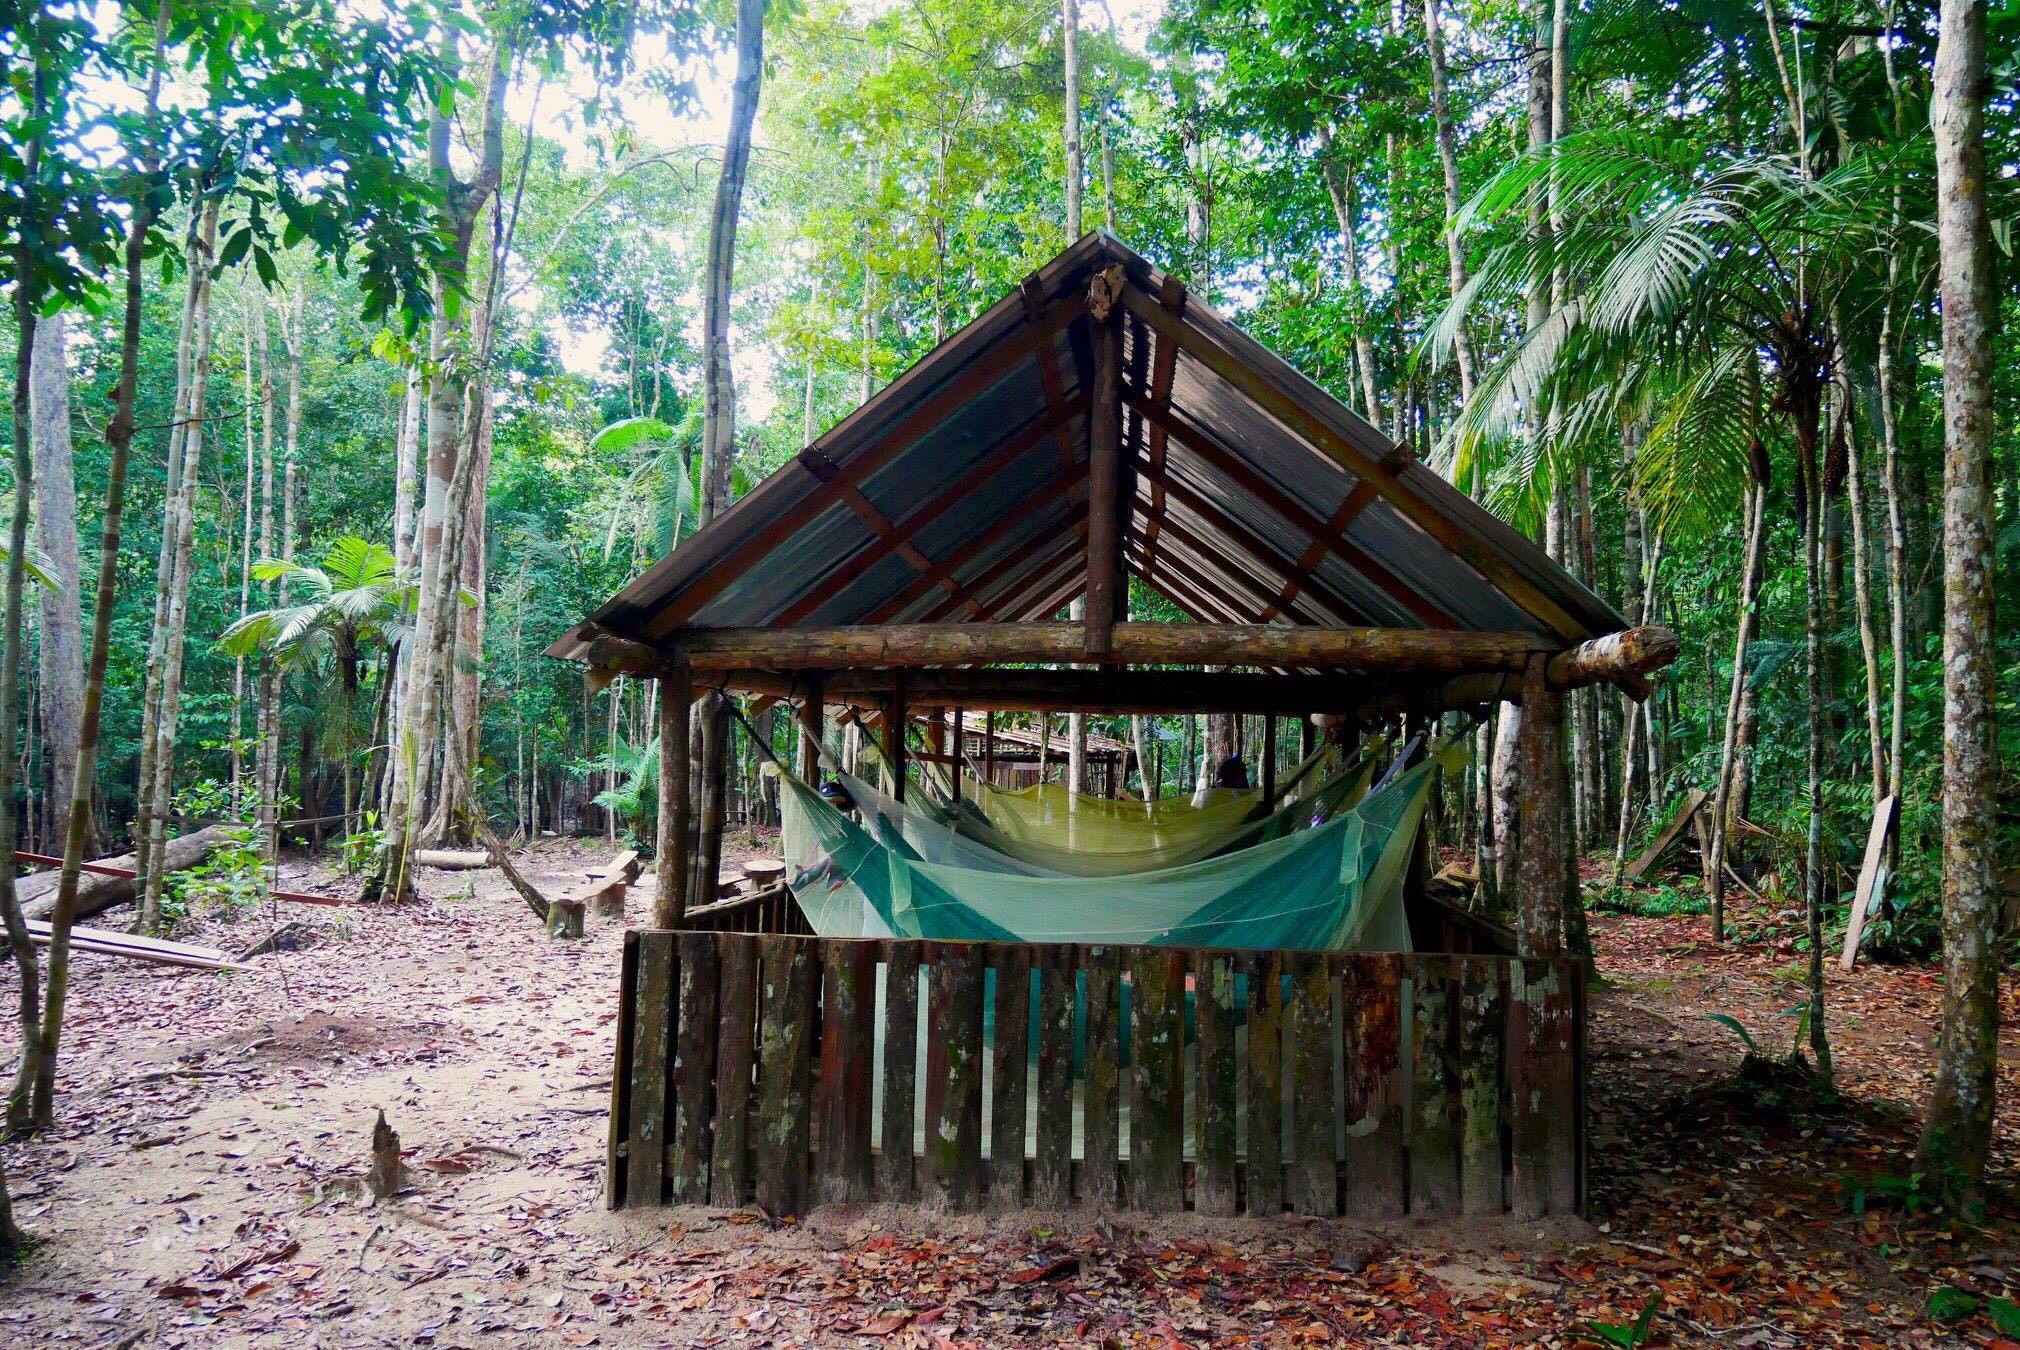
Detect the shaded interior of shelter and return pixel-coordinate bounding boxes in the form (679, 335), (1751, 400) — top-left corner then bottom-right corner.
(548, 232), (1624, 662)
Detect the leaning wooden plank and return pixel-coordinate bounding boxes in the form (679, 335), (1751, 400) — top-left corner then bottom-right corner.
(709, 934), (759, 1207)
(1243, 950), (1285, 1216)
(755, 935), (818, 1218)
(1342, 953), (1405, 1220)
(29, 930), (254, 973)
(668, 931), (718, 1203)
(624, 931), (676, 1208)
(607, 932), (641, 1208)
(1288, 950), (1337, 1217)
(1624, 788), (1708, 880)
(1192, 950), (1239, 1217)
(1840, 794), (1900, 971)
(1082, 948), (1122, 1210)
(1457, 956), (1506, 1217)
(1031, 945), (1075, 1207)
(924, 942), (985, 1210)
(988, 945), (1032, 1207)
(1128, 948), (1184, 1210)
(878, 942), (921, 1201)
(19, 827), (228, 921)
(816, 940), (875, 1204)
(1408, 955), (1461, 1217)
(28, 919), (231, 962)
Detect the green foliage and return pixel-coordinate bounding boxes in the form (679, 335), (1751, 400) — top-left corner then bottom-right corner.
(1925, 1285), (2020, 1335)
(1586, 1293), (1661, 1348)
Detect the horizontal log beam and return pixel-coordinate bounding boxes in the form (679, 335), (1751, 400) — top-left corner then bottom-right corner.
(661, 623), (1554, 674)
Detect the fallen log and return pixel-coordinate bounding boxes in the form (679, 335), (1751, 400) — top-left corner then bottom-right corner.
(18, 827), (230, 923)
(413, 849), (492, 871)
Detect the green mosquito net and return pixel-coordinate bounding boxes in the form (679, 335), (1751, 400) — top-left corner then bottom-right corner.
(781, 742), (1460, 953)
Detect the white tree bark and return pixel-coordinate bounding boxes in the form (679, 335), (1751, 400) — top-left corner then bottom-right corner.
(29, 312), (84, 848)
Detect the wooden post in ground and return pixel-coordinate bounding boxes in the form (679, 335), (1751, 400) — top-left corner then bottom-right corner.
(1513, 655), (1568, 957)
(655, 666), (693, 929)
(951, 707), (965, 803)
(1083, 267), (1125, 656)
(884, 674), (908, 803)
(1260, 714), (1278, 805)
(796, 673), (823, 783)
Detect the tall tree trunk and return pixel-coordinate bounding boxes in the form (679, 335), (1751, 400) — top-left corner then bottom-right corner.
(1877, 297), (1910, 799)
(1796, 394), (1834, 1088)
(1704, 479), (1765, 938)
(394, 365), (423, 572)
(1061, 0), (1082, 240)
(138, 199), (222, 933)
(30, 312), (84, 852)
(1918, 0), (1999, 1191)
(28, 0), (173, 1130)
(1422, 0), (1476, 400)
(230, 311), (255, 814)
(1317, 136), (1382, 426)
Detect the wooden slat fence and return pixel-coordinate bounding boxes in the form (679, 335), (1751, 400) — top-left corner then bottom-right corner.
(607, 931), (1582, 1219)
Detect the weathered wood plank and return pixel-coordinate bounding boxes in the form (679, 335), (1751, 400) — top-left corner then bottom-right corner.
(624, 931), (675, 1207)
(1193, 950), (1239, 1217)
(1083, 949), (1122, 1209)
(878, 943), (921, 1201)
(1288, 951), (1338, 1216)
(754, 936), (818, 1218)
(1032, 945), (1076, 1207)
(1408, 954), (1460, 1217)
(816, 941), (875, 1204)
(669, 930), (719, 1203)
(1508, 958), (1581, 1218)
(606, 931), (642, 1208)
(1243, 951), (1284, 1216)
(1128, 948), (1185, 1210)
(1342, 953), (1405, 1219)
(989, 945), (1032, 1207)
(1458, 955), (1506, 1216)
(925, 943), (985, 1210)
(708, 935), (759, 1208)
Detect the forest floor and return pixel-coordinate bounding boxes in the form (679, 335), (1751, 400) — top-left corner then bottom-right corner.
(3, 837), (2019, 1348)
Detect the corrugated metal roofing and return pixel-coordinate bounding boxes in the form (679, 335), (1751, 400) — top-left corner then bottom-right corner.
(549, 233), (1625, 664)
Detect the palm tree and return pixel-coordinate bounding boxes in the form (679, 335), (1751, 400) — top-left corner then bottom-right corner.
(219, 536), (421, 846)
(1430, 131), (1922, 1087)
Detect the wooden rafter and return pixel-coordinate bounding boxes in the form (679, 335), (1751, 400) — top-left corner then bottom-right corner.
(1123, 390), (1457, 631)
(796, 450), (989, 619)
(1084, 269), (1125, 653)
(1132, 467), (1364, 627)
(867, 466), (1089, 623)
(1117, 279), (1590, 640)
(1140, 275), (1183, 576)
(640, 295), (1088, 635)
(1261, 480), (1379, 623)
(774, 393), (1090, 626)
(919, 520), (1088, 625)
(1020, 276), (1083, 473)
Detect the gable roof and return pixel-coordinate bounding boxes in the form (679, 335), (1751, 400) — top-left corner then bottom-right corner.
(549, 233), (1624, 665)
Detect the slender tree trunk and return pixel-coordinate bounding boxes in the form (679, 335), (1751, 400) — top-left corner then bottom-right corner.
(139, 199), (222, 933)
(30, 312), (84, 851)
(1061, 0), (1082, 240)
(29, 0), (172, 1129)
(394, 365), (423, 572)
(1317, 136), (1382, 427)
(1422, 0), (1476, 400)
(1704, 481), (1765, 938)
(1797, 398), (1834, 1088)
(1877, 299), (1910, 799)
(230, 312), (255, 814)
(1918, 0), (1999, 1190)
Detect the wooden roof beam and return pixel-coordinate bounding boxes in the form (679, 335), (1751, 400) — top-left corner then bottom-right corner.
(639, 293), (1089, 635)
(1116, 279), (1591, 641)
(1123, 390), (1457, 630)
(868, 464), (1089, 623)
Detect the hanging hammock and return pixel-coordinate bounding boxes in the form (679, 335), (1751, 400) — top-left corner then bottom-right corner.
(781, 742), (1460, 953)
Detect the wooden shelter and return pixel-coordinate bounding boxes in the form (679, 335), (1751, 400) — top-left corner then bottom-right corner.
(552, 234), (1675, 1223)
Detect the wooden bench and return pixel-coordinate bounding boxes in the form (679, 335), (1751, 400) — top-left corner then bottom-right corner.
(549, 850), (644, 937)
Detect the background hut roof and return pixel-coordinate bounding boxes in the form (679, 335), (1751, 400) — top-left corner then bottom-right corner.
(549, 234), (1623, 664)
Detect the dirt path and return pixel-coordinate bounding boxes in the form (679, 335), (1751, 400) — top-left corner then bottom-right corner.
(3, 844), (2017, 1347)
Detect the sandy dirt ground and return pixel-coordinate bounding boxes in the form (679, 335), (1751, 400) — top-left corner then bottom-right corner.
(3, 837), (2019, 1347)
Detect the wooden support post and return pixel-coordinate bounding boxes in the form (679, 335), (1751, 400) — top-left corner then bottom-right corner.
(1301, 715), (1316, 761)
(1260, 714), (1277, 805)
(1513, 655), (1568, 957)
(982, 711), (996, 785)
(655, 666), (693, 929)
(926, 705), (947, 790)
(1084, 270), (1125, 656)
(951, 707), (965, 802)
(884, 674), (908, 803)
(796, 674), (823, 783)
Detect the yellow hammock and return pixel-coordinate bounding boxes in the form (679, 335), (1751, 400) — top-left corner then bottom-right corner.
(959, 777), (1262, 855)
